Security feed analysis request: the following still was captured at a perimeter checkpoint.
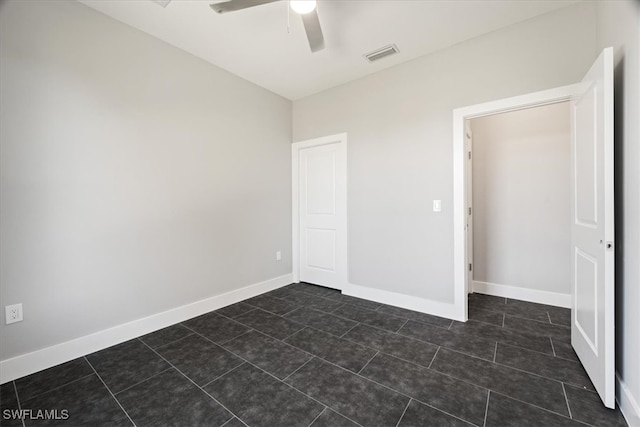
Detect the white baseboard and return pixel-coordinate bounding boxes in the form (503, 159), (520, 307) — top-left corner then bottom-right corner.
(472, 280), (571, 308)
(617, 373), (640, 427)
(0, 273), (293, 384)
(343, 283), (463, 321)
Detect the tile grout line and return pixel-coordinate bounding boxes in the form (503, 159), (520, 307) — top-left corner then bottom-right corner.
(111, 365), (174, 396)
(396, 319), (410, 333)
(176, 327), (366, 427)
(493, 342), (498, 363)
(14, 372), (96, 405)
(305, 406), (327, 427)
(561, 382), (573, 419)
(426, 346), (440, 369)
(502, 313), (505, 328)
(84, 356), (137, 427)
(357, 351), (379, 375)
(489, 389), (585, 423)
(200, 361), (247, 389)
(218, 329), (256, 346)
(549, 337), (557, 357)
(137, 339), (241, 426)
(547, 311), (553, 324)
(394, 399), (412, 427)
(148, 331), (195, 351)
(483, 390), (491, 427)
(220, 415), (248, 427)
(11, 381), (26, 427)
(339, 323), (360, 338)
(282, 357), (315, 382)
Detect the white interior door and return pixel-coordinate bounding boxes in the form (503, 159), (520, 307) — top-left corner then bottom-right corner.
(293, 133), (347, 290)
(571, 47), (615, 408)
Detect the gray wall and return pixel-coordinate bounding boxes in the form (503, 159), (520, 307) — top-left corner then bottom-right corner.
(596, 0), (640, 420)
(293, 2), (597, 304)
(470, 103), (571, 295)
(0, 0), (292, 360)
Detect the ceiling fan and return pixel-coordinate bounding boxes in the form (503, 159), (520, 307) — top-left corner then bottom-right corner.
(152, 0), (325, 53)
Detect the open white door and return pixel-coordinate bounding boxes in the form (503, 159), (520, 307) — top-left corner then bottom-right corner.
(571, 47), (615, 408)
(465, 122), (474, 292)
(292, 133), (347, 290)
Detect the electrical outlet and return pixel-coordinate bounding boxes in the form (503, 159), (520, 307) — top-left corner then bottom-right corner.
(5, 303), (23, 325)
(276, 251), (282, 261)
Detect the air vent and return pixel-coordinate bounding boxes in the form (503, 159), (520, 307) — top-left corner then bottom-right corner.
(364, 44), (399, 63)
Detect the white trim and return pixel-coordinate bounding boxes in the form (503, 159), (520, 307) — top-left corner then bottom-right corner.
(471, 280), (571, 308)
(292, 132), (348, 289)
(0, 273), (293, 384)
(452, 84), (581, 322)
(616, 373), (640, 427)
(344, 283), (463, 321)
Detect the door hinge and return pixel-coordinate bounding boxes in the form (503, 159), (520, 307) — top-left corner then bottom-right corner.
(469, 263), (473, 271)
(468, 207), (472, 215)
(468, 151), (472, 160)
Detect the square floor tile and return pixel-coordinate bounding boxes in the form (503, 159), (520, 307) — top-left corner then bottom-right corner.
(86, 340), (169, 393)
(360, 353), (487, 425)
(21, 374), (131, 427)
(139, 324), (192, 349)
(233, 308), (304, 340)
(503, 316), (571, 343)
(564, 384), (627, 427)
(285, 357), (409, 427)
(485, 392), (582, 427)
(551, 339), (580, 363)
(326, 294), (382, 311)
(15, 358), (94, 402)
(430, 348), (569, 416)
(287, 283), (339, 298)
(244, 294), (300, 316)
(495, 343), (593, 390)
(215, 302), (255, 319)
(309, 409), (358, 427)
(0, 382), (22, 427)
(377, 305), (453, 329)
(222, 330), (311, 379)
(116, 369), (231, 427)
(182, 313), (250, 344)
(399, 320), (496, 360)
(284, 327), (376, 373)
(343, 324), (438, 368)
(398, 399), (473, 427)
(156, 334), (243, 386)
(449, 320), (553, 355)
(205, 363), (324, 427)
(468, 306), (504, 327)
(333, 304), (406, 332)
(273, 291), (343, 313)
(548, 307), (571, 327)
(284, 307), (356, 336)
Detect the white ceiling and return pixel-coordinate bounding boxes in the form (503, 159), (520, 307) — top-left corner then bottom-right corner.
(80, 0), (580, 100)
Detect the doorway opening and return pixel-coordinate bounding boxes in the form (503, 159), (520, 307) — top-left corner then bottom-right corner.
(466, 101), (572, 309)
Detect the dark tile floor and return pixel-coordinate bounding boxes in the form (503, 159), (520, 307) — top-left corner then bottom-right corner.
(0, 284), (628, 427)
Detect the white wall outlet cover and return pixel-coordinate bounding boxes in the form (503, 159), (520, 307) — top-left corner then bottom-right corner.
(5, 303), (23, 324)
(276, 251), (282, 261)
(433, 200), (442, 212)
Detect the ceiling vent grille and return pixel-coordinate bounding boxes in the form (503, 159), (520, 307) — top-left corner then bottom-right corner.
(364, 44), (399, 63)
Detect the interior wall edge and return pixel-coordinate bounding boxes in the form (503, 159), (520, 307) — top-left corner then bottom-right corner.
(471, 280), (571, 308)
(616, 373), (640, 427)
(0, 273), (293, 385)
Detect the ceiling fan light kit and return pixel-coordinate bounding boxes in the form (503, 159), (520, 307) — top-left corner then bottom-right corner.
(290, 0), (316, 15)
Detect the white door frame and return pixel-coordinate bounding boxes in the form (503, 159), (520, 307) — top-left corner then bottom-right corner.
(292, 133), (348, 287)
(452, 84), (581, 321)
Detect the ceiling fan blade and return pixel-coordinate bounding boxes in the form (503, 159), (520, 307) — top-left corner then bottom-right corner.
(301, 9), (325, 53)
(210, 0), (279, 14)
